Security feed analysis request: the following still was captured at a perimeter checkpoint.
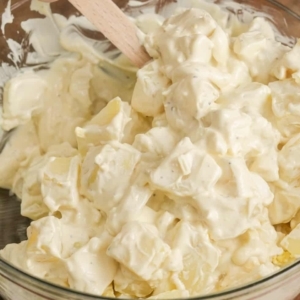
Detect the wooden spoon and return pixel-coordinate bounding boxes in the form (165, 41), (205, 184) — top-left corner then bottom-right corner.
(40, 0), (151, 67)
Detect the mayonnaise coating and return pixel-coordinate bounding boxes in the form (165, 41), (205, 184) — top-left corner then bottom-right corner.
(1, 1), (300, 298)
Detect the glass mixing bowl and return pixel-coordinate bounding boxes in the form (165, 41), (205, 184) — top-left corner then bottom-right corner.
(0, 0), (300, 299)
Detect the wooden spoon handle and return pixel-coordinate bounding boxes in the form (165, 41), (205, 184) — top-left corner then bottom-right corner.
(42, 0), (151, 67)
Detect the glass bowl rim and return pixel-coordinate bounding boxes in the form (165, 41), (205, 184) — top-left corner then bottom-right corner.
(267, 0), (300, 20)
(1, 257), (300, 299)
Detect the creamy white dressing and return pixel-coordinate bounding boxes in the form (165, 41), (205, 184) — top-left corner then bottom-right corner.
(1, 0), (14, 36)
(0, 0), (300, 298)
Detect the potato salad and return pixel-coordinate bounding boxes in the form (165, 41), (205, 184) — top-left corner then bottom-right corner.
(1, 0), (300, 298)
